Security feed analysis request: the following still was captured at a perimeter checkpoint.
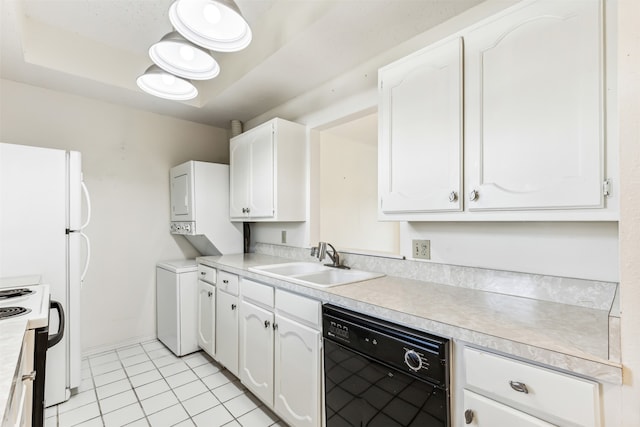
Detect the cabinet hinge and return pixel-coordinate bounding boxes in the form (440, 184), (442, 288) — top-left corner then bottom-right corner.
(603, 178), (612, 198)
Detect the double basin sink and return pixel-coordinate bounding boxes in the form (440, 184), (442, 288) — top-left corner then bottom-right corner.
(249, 262), (384, 288)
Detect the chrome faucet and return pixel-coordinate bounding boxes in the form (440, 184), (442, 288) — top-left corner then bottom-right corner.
(311, 242), (349, 269)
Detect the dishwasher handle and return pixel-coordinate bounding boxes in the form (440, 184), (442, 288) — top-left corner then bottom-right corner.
(48, 300), (65, 349)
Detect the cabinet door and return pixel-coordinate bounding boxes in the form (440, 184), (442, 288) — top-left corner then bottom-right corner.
(463, 390), (554, 426)
(230, 137), (251, 219)
(465, 0), (604, 211)
(197, 280), (215, 357)
(274, 314), (321, 427)
(379, 37), (463, 215)
(216, 289), (239, 376)
(247, 123), (275, 218)
(239, 299), (274, 406)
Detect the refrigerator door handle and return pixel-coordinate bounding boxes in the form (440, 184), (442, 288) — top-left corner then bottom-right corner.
(48, 300), (65, 349)
(80, 181), (91, 230)
(80, 232), (91, 284)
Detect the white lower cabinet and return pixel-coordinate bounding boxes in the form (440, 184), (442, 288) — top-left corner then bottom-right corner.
(463, 347), (601, 427)
(215, 271), (240, 376)
(239, 298), (275, 406)
(197, 280), (215, 357)
(463, 390), (554, 426)
(274, 313), (321, 427)
(216, 289), (239, 376)
(238, 278), (322, 427)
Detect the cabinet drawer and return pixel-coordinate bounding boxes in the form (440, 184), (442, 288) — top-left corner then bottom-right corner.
(218, 271), (239, 295)
(464, 347), (600, 427)
(198, 264), (216, 285)
(241, 278), (274, 308)
(275, 289), (321, 329)
(463, 389), (554, 426)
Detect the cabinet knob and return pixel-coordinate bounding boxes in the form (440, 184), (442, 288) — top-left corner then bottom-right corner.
(223, 279), (229, 284)
(207, 291), (212, 297)
(231, 304), (237, 310)
(242, 208), (247, 213)
(264, 320), (271, 328)
(449, 191), (458, 202)
(469, 190), (479, 202)
(273, 323), (278, 330)
(464, 409), (474, 424)
(200, 271), (206, 276)
(509, 381), (529, 394)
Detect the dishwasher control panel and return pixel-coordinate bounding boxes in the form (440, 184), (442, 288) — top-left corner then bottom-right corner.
(322, 304), (449, 387)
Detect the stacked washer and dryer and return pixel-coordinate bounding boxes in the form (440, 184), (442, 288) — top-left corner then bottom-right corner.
(156, 161), (243, 356)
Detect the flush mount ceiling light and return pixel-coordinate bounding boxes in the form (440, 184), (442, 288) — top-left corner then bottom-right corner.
(136, 65), (198, 100)
(149, 32), (220, 80)
(169, 0), (252, 52)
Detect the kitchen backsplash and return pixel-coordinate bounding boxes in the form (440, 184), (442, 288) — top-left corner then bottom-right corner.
(254, 242), (619, 313)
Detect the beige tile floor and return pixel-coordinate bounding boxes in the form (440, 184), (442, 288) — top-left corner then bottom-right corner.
(44, 339), (286, 427)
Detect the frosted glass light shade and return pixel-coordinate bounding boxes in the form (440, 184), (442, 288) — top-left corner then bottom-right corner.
(136, 65), (198, 100)
(169, 0), (252, 52)
(149, 32), (220, 80)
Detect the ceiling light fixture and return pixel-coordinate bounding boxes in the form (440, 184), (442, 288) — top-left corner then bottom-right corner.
(169, 0), (252, 52)
(149, 32), (220, 80)
(136, 65), (198, 100)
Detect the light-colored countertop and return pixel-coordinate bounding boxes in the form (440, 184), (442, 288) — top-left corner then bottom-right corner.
(0, 318), (27, 424)
(198, 252), (622, 384)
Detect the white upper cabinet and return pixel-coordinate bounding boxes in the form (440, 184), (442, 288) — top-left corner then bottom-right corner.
(465, 0), (604, 212)
(378, 0), (616, 221)
(379, 37), (463, 215)
(230, 118), (307, 222)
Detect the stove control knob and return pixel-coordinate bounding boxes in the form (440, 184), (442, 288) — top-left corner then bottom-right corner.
(404, 349), (422, 371)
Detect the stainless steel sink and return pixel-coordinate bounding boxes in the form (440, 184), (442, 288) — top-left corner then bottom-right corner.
(249, 262), (384, 288)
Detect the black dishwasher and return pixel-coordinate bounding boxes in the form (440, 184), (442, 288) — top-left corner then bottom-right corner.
(323, 304), (450, 427)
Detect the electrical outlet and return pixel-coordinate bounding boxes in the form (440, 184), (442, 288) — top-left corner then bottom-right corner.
(412, 239), (431, 260)
(281, 230), (287, 244)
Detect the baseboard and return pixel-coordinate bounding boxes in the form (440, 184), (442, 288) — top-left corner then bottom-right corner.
(81, 334), (158, 358)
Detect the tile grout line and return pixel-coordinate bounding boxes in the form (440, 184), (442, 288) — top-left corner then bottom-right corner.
(50, 340), (288, 427)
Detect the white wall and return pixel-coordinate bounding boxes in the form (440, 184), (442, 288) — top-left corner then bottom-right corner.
(618, 0), (640, 423)
(403, 221), (618, 282)
(318, 116), (399, 256)
(0, 79), (229, 353)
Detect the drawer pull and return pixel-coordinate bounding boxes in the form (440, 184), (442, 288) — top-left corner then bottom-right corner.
(223, 280), (229, 284)
(509, 381), (529, 394)
(264, 320), (271, 328)
(22, 371), (36, 382)
(464, 409), (474, 424)
(200, 271), (206, 276)
(231, 304), (237, 310)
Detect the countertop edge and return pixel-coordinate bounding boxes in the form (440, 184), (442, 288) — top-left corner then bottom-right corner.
(0, 318), (28, 425)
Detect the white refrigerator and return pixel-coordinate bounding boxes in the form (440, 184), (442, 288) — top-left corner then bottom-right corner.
(0, 142), (90, 406)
